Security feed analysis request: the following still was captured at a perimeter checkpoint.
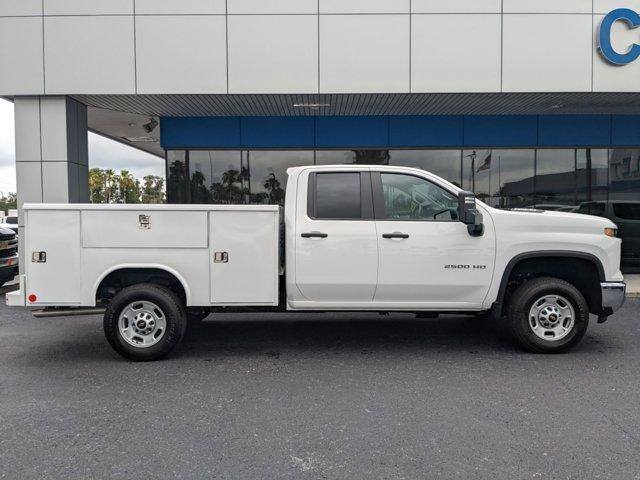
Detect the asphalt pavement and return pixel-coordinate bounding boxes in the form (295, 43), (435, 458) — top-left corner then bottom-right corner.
(0, 296), (639, 480)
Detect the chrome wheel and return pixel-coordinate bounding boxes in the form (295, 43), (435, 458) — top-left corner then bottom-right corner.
(528, 295), (575, 341)
(118, 301), (167, 348)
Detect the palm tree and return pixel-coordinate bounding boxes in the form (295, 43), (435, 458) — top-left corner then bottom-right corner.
(104, 169), (116, 203)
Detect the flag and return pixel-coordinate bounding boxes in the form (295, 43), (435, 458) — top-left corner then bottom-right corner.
(476, 153), (492, 173)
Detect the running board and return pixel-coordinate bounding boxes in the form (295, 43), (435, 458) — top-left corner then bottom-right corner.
(32, 307), (106, 318)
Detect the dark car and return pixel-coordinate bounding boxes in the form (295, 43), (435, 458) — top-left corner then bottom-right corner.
(0, 227), (18, 287)
(573, 201), (640, 272)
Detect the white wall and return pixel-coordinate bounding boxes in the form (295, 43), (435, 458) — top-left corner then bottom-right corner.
(0, 1), (638, 95)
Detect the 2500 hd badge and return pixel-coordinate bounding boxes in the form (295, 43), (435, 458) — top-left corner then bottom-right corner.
(444, 264), (487, 270)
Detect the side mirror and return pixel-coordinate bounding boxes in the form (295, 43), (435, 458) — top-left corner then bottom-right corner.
(457, 191), (484, 237)
(458, 191), (477, 225)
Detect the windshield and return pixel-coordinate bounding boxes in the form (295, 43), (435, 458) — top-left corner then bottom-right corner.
(6, 216), (17, 225)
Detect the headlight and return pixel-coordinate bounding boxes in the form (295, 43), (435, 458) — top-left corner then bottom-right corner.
(604, 227), (618, 237)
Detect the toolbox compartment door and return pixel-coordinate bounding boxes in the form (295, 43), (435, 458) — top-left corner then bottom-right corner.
(209, 210), (279, 305)
(26, 210), (81, 304)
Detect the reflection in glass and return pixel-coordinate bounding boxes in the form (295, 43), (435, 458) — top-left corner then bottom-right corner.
(535, 149), (576, 208)
(609, 149), (640, 201)
(388, 150), (462, 186)
(248, 151), (314, 205)
(315, 150), (390, 165)
(576, 149), (608, 203)
(189, 151), (244, 204)
(462, 150), (535, 208)
(166, 150), (188, 204)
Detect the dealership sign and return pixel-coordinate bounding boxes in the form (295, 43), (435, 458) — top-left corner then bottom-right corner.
(598, 8), (640, 65)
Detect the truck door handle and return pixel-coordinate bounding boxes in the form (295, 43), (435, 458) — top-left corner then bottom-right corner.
(382, 232), (410, 239)
(301, 232), (328, 238)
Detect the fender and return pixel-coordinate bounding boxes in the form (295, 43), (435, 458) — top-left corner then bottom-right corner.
(91, 263), (192, 306)
(491, 251), (605, 318)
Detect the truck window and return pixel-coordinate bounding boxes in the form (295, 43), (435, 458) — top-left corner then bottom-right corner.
(379, 173), (458, 221)
(314, 173), (361, 219)
(613, 203), (640, 220)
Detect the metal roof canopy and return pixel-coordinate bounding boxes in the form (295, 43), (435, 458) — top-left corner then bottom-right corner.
(72, 92), (640, 157)
(76, 92), (640, 117)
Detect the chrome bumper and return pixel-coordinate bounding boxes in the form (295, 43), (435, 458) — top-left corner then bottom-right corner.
(601, 282), (626, 315)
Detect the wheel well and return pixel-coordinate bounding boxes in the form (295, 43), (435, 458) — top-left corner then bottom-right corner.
(501, 256), (602, 315)
(96, 268), (187, 305)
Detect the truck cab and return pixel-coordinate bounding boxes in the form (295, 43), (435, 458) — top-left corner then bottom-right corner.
(7, 165), (626, 361)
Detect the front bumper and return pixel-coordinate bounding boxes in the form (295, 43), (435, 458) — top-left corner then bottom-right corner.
(600, 282), (626, 316)
(0, 254), (18, 270)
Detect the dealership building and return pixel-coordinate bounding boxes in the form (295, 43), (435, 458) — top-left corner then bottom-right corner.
(1, 0), (639, 268)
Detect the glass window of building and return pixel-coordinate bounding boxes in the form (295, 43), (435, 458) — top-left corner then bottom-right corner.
(247, 151), (314, 205)
(166, 151), (188, 204)
(535, 149), (576, 208)
(462, 149), (535, 208)
(576, 149), (608, 204)
(188, 151), (244, 204)
(609, 149), (640, 201)
(380, 173), (458, 221)
(388, 150), (462, 187)
(314, 172), (361, 219)
(315, 150), (390, 165)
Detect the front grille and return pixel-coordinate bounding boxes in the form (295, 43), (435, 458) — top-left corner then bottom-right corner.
(0, 247), (17, 259)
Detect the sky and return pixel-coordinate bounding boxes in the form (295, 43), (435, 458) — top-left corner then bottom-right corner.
(0, 98), (164, 195)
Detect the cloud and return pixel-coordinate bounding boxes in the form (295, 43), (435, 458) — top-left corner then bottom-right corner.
(88, 133), (164, 178)
(0, 98), (164, 194)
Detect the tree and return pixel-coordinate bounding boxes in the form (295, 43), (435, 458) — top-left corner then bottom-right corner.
(104, 169), (116, 203)
(141, 175), (165, 204)
(89, 168), (106, 203)
(0, 192), (17, 215)
(86, 168), (161, 204)
(117, 170), (141, 204)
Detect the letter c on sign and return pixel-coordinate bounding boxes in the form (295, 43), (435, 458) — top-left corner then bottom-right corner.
(599, 8), (640, 65)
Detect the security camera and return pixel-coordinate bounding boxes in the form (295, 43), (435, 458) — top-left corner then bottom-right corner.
(142, 118), (158, 133)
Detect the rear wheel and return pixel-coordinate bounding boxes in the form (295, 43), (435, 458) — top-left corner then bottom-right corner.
(506, 277), (589, 353)
(103, 283), (187, 361)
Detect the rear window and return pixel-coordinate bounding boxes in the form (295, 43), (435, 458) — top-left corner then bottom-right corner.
(7, 216), (17, 224)
(613, 203), (640, 220)
(314, 173), (361, 219)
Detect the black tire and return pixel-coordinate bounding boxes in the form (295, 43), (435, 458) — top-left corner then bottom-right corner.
(506, 277), (589, 353)
(103, 283), (187, 361)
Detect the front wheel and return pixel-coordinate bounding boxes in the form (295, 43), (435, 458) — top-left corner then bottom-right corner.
(103, 283), (187, 361)
(506, 277), (589, 353)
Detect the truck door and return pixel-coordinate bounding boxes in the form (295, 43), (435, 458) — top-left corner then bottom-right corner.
(294, 170), (378, 303)
(372, 172), (495, 309)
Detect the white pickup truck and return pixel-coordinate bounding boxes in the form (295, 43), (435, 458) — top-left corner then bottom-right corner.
(7, 165), (626, 360)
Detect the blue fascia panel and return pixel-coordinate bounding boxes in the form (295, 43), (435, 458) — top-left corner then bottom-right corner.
(241, 116), (315, 148)
(161, 114), (640, 150)
(463, 115), (538, 147)
(538, 115), (611, 146)
(160, 117), (241, 149)
(315, 116), (389, 148)
(611, 115), (640, 146)
(389, 116), (463, 147)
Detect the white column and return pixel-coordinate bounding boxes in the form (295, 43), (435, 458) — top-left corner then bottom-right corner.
(14, 96), (89, 272)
